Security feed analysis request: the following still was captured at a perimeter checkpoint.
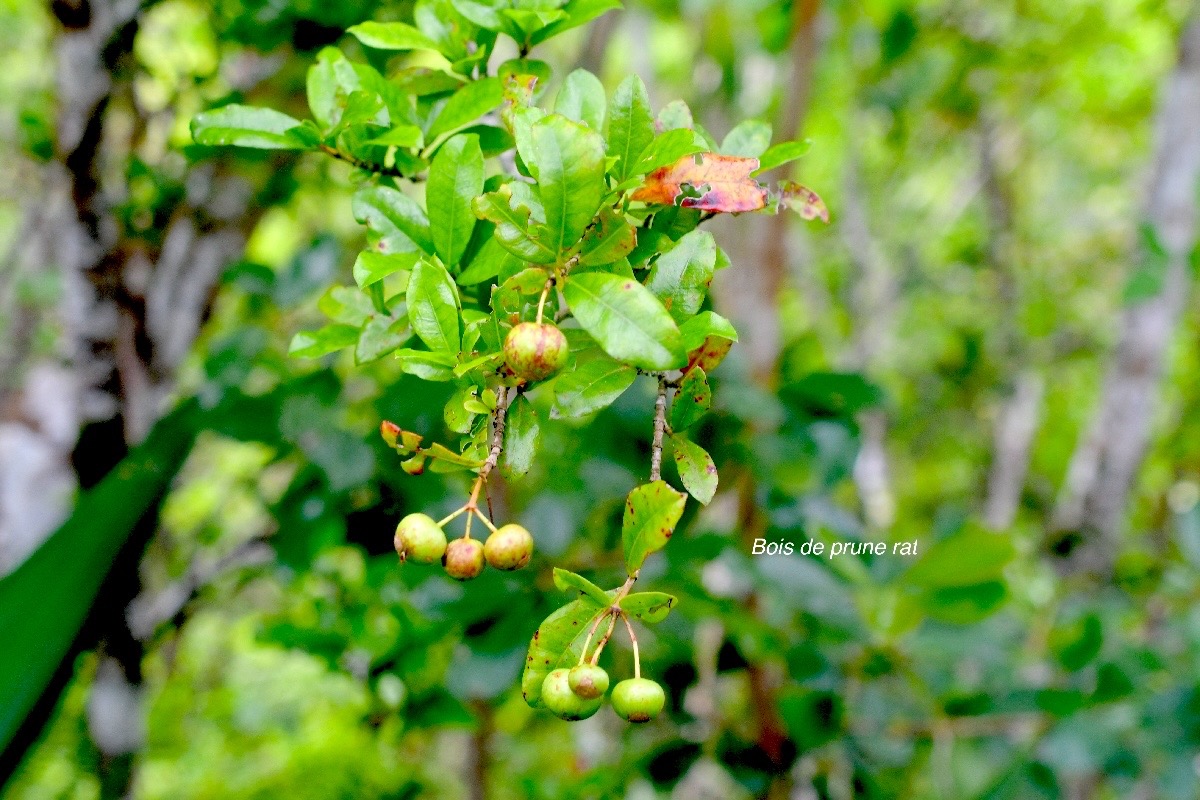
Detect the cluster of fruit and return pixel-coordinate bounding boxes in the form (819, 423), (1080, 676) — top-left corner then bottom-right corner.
(541, 664), (666, 723)
(393, 512), (533, 580)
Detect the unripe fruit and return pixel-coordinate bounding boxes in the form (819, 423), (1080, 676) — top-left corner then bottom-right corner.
(568, 664), (610, 700)
(611, 678), (665, 723)
(541, 668), (602, 721)
(394, 513), (447, 564)
(443, 538), (485, 580)
(503, 322), (568, 382)
(483, 523), (534, 570)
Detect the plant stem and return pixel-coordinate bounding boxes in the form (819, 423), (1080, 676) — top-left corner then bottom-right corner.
(650, 375), (669, 482)
(578, 610), (610, 665)
(535, 279), (553, 325)
(318, 144), (416, 180)
(590, 612), (619, 664)
(621, 612), (640, 679)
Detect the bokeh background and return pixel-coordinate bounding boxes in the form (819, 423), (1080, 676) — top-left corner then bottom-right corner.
(2, 0), (1200, 798)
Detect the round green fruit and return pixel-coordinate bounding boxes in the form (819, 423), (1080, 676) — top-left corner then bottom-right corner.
(394, 513), (447, 564)
(611, 678), (665, 723)
(541, 668), (602, 721)
(568, 664), (610, 700)
(443, 538), (485, 581)
(503, 322), (568, 382)
(483, 523), (534, 570)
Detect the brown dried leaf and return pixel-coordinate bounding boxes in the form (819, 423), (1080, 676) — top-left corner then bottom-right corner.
(631, 152), (769, 213)
(778, 180), (830, 223)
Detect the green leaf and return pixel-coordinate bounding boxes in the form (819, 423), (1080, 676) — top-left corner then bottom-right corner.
(905, 526), (1016, 589)
(365, 125), (425, 148)
(555, 69), (606, 131)
(353, 251), (419, 290)
(671, 367), (711, 430)
(288, 324), (361, 358)
(530, 0), (623, 45)
(306, 47), (363, 131)
(406, 258), (461, 352)
(521, 596), (608, 707)
(720, 119), (772, 158)
(427, 77), (504, 142)
(396, 348), (458, 381)
(519, 114), (606, 255)
(356, 315), (410, 363)
(626, 127), (706, 180)
(563, 273), (686, 370)
(191, 105), (312, 150)
(501, 393), (539, 478)
(621, 480), (687, 575)
(646, 229), (717, 321)
(753, 139), (812, 175)
(428, 133), (484, 268)
(578, 206), (636, 266)
(656, 99), (693, 132)
(679, 310), (739, 351)
(472, 185), (557, 264)
(457, 234), (521, 285)
(606, 75), (655, 183)
(553, 568), (612, 607)
(671, 434), (717, 505)
(317, 285), (374, 325)
(619, 592), (677, 624)
(552, 354), (636, 418)
(353, 185), (434, 255)
(348, 21), (440, 52)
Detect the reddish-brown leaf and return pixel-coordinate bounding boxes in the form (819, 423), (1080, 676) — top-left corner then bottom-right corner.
(631, 153), (769, 213)
(778, 181), (830, 223)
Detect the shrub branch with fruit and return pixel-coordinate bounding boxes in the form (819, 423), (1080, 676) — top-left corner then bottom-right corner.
(191, 0), (827, 724)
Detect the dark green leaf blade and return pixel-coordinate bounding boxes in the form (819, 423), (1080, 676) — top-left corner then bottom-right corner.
(406, 258), (461, 352)
(671, 367), (711, 430)
(646, 229), (717, 321)
(501, 393), (539, 478)
(552, 354), (636, 418)
(428, 133), (484, 269)
(562, 273), (686, 371)
(606, 75), (654, 183)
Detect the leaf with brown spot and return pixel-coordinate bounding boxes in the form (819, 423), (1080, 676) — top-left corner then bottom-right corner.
(619, 592), (677, 624)
(621, 480), (687, 575)
(778, 181), (830, 223)
(520, 594), (611, 708)
(670, 367), (711, 431)
(671, 434), (718, 505)
(631, 152), (769, 213)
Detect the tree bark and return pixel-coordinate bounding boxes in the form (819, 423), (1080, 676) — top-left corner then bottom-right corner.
(1051, 18), (1200, 573)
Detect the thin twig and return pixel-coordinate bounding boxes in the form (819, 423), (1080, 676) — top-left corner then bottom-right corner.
(479, 385), (512, 482)
(318, 144), (420, 181)
(650, 375), (669, 482)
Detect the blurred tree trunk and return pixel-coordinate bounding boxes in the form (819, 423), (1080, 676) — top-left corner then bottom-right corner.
(711, 1), (824, 792)
(977, 116), (1043, 531)
(1, 0), (257, 786)
(1051, 18), (1200, 574)
(840, 148), (896, 530)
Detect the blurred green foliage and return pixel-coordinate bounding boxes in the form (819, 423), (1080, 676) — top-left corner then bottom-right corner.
(5, 1), (1200, 799)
